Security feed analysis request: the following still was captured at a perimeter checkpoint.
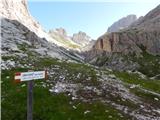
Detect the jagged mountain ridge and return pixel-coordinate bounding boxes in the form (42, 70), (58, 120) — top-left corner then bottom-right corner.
(49, 28), (94, 51)
(48, 28), (81, 50)
(107, 14), (137, 33)
(72, 31), (92, 47)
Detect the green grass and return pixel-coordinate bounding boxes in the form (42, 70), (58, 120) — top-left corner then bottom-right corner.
(2, 69), (131, 120)
(17, 43), (33, 51)
(95, 56), (109, 66)
(130, 88), (160, 108)
(114, 71), (160, 93)
(106, 94), (139, 110)
(35, 57), (99, 86)
(93, 50), (160, 78)
(131, 48), (160, 77)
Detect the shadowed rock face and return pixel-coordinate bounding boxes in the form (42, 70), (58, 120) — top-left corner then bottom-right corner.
(91, 4), (160, 57)
(107, 15), (137, 33)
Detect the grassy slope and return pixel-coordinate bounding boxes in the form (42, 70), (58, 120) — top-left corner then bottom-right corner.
(114, 71), (160, 93)
(94, 49), (160, 78)
(113, 71), (160, 108)
(1, 56), (131, 120)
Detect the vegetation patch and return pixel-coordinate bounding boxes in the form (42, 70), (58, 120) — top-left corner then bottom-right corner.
(114, 71), (160, 93)
(130, 88), (160, 108)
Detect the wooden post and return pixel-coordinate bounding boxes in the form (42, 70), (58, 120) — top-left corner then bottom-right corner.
(14, 70), (47, 120)
(27, 80), (33, 120)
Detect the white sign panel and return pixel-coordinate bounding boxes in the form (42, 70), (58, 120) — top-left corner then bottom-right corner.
(15, 71), (46, 82)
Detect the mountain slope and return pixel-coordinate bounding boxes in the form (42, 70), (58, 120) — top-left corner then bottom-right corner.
(85, 4), (160, 75)
(93, 5), (160, 56)
(72, 31), (92, 47)
(49, 28), (81, 50)
(130, 5), (160, 31)
(1, 17), (84, 62)
(107, 14), (137, 33)
(0, 0), (84, 50)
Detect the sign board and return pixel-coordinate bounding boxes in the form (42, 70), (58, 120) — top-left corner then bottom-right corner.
(15, 71), (47, 82)
(14, 70), (47, 120)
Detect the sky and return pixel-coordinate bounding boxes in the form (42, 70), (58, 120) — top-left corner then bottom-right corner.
(28, 1), (159, 39)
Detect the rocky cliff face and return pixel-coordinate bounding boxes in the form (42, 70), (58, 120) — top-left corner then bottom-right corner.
(85, 5), (160, 72)
(72, 31), (91, 47)
(130, 5), (160, 31)
(0, 0), (84, 61)
(93, 5), (160, 56)
(1, 17), (84, 61)
(0, 0), (45, 38)
(107, 15), (137, 33)
(0, 0), (84, 50)
(1, 18), (64, 59)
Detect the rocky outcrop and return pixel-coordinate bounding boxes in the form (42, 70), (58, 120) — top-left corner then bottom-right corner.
(1, 18), (64, 58)
(55, 28), (67, 37)
(107, 15), (137, 33)
(81, 40), (96, 52)
(48, 28), (81, 50)
(0, 0), (83, 50)
(84, 4), (160, 71)
(48, 29), (93, 51)
(1, 17), (84, 62)
(130, 5), (160, 32)
(0, 0), (45, 38)
(49, 28), (69, 40)
(93, 5), (160, 56)
(72, 31), (91, 46)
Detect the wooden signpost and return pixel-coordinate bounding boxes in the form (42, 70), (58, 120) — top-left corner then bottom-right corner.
(15, 70), (47, 120)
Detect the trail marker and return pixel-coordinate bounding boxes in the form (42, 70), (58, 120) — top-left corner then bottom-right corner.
(14, 70), (47, 120)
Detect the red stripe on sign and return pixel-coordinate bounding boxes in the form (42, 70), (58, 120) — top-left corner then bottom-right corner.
(15, 72), (21, 76)
(15, 72), (21, 83)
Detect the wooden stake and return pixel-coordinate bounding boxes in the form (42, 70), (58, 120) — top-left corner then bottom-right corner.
(27, 80), (33, 120)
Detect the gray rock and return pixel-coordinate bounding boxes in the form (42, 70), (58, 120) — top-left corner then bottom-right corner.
(107, 14), (137, 33)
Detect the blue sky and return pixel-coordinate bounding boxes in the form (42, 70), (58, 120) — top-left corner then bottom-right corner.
(28, 1), (159, 39)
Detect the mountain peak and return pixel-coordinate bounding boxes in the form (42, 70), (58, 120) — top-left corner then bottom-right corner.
(54, 27), (67, 37)
(107, 14), (137, 33)
(72, 31), (91, 46)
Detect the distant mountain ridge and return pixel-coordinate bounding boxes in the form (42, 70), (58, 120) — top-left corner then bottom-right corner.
(72, 31), (92, 46)
(49, 28), (94, 51)
(107, 14), (137, 33)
